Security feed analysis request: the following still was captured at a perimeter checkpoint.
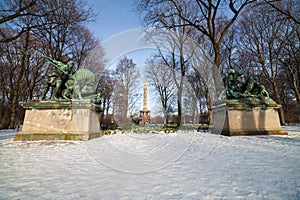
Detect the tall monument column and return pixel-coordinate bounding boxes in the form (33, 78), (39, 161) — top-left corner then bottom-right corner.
(143, 81), (148, 111)
(139, 81), (151, 124)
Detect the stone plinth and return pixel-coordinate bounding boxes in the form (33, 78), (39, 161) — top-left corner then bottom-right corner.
(139, 110), (151, 124)
(14, 101), (102, 141)
(212, 101), (288, 136)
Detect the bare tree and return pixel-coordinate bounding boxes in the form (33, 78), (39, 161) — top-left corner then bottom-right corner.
(0, 0), (100, 129)
(113, 57), (140, 124)
(144, 57), (176, 125)
(156, 47), (189, 127)
(0, 0), (38, 43)
(135, 0), (255, 74)
(30, 0), (96, 64)
(97, 70), (115, 117)
(81, 43), (105, 81)
(279, 26), (300, 104)
(0, 29), (32, 128)
(262, 0), (300, 24)
(236, 4), (298, 124)
(71, 27), (101, 71)
(186, 67), (209, 124)
(135, 0), (256, 126)
(142, 5), (195, 126)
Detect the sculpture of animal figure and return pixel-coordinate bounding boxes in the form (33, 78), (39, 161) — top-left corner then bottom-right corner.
(63, 68), (96, 100)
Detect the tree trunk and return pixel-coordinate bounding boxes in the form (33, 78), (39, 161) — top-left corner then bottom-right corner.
(273, 83), (286, 125)
(192, 99), (198, 124)
(8, 94), (18, 129)
(278, 107), (286, 125)
(176, 75), (184, 127)
(206, 91), (212, 124)
(213, 45), (223, 91)
(177, 99), (182, 127)
(8, 32), (30, 129)
(163, 107), (167, 126)
(123, 85), (129, 124)
(289, 68), (300, 103)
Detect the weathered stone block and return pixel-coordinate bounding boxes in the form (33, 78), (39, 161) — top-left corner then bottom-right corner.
(212, 102), (288, 136)
(14, 101), (102, 141)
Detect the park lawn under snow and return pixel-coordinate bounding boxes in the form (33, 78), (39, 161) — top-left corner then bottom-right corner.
(0, 127), (299, 199)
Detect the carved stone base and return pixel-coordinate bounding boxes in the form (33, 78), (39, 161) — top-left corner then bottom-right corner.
(212, 101), (288, 136)
(139, 110), (151, 124)
(14, 101), (102, 141)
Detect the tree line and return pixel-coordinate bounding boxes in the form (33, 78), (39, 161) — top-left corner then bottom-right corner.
(0, 0), (100, 129)
(134, 0), (299, 125)
(0, 0), (299, 130)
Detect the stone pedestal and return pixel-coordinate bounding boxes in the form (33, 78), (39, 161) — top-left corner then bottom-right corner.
(212, 101), (288, 136)
(14, 101), (102, 141)
(139, 110), (151, 124)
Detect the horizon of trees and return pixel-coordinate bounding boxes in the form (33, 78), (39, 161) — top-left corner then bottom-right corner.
(0, 0), (299, 130)
(135, 0), (300, 125)
(111, 56), (141, 125)
(0, 0), (100, 129)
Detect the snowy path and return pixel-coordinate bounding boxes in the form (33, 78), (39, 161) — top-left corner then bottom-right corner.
(0, 127), (299, 199)
(0, 130), (18, 140)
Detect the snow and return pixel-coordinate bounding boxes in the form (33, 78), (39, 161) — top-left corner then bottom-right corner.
(0, 127), (299, 199)
(0, 129), (18, 140)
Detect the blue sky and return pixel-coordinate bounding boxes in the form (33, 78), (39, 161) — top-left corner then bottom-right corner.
(87, 0), (154, 67)
(87, 0), (141, 41)
(86, 1), (159, 111)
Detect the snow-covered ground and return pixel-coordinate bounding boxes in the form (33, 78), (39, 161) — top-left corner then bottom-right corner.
(0, 127), (299, 199)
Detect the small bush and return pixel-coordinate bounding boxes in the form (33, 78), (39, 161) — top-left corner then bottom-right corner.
(107, 123), (118, 130)
(197, 124), (212, 132)
(162, 125), (178, 133)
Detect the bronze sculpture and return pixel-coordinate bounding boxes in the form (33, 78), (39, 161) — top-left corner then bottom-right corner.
(37, 51), (101, 103)
(39, 54), (73, 100)
(219, 69), (274, 103)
